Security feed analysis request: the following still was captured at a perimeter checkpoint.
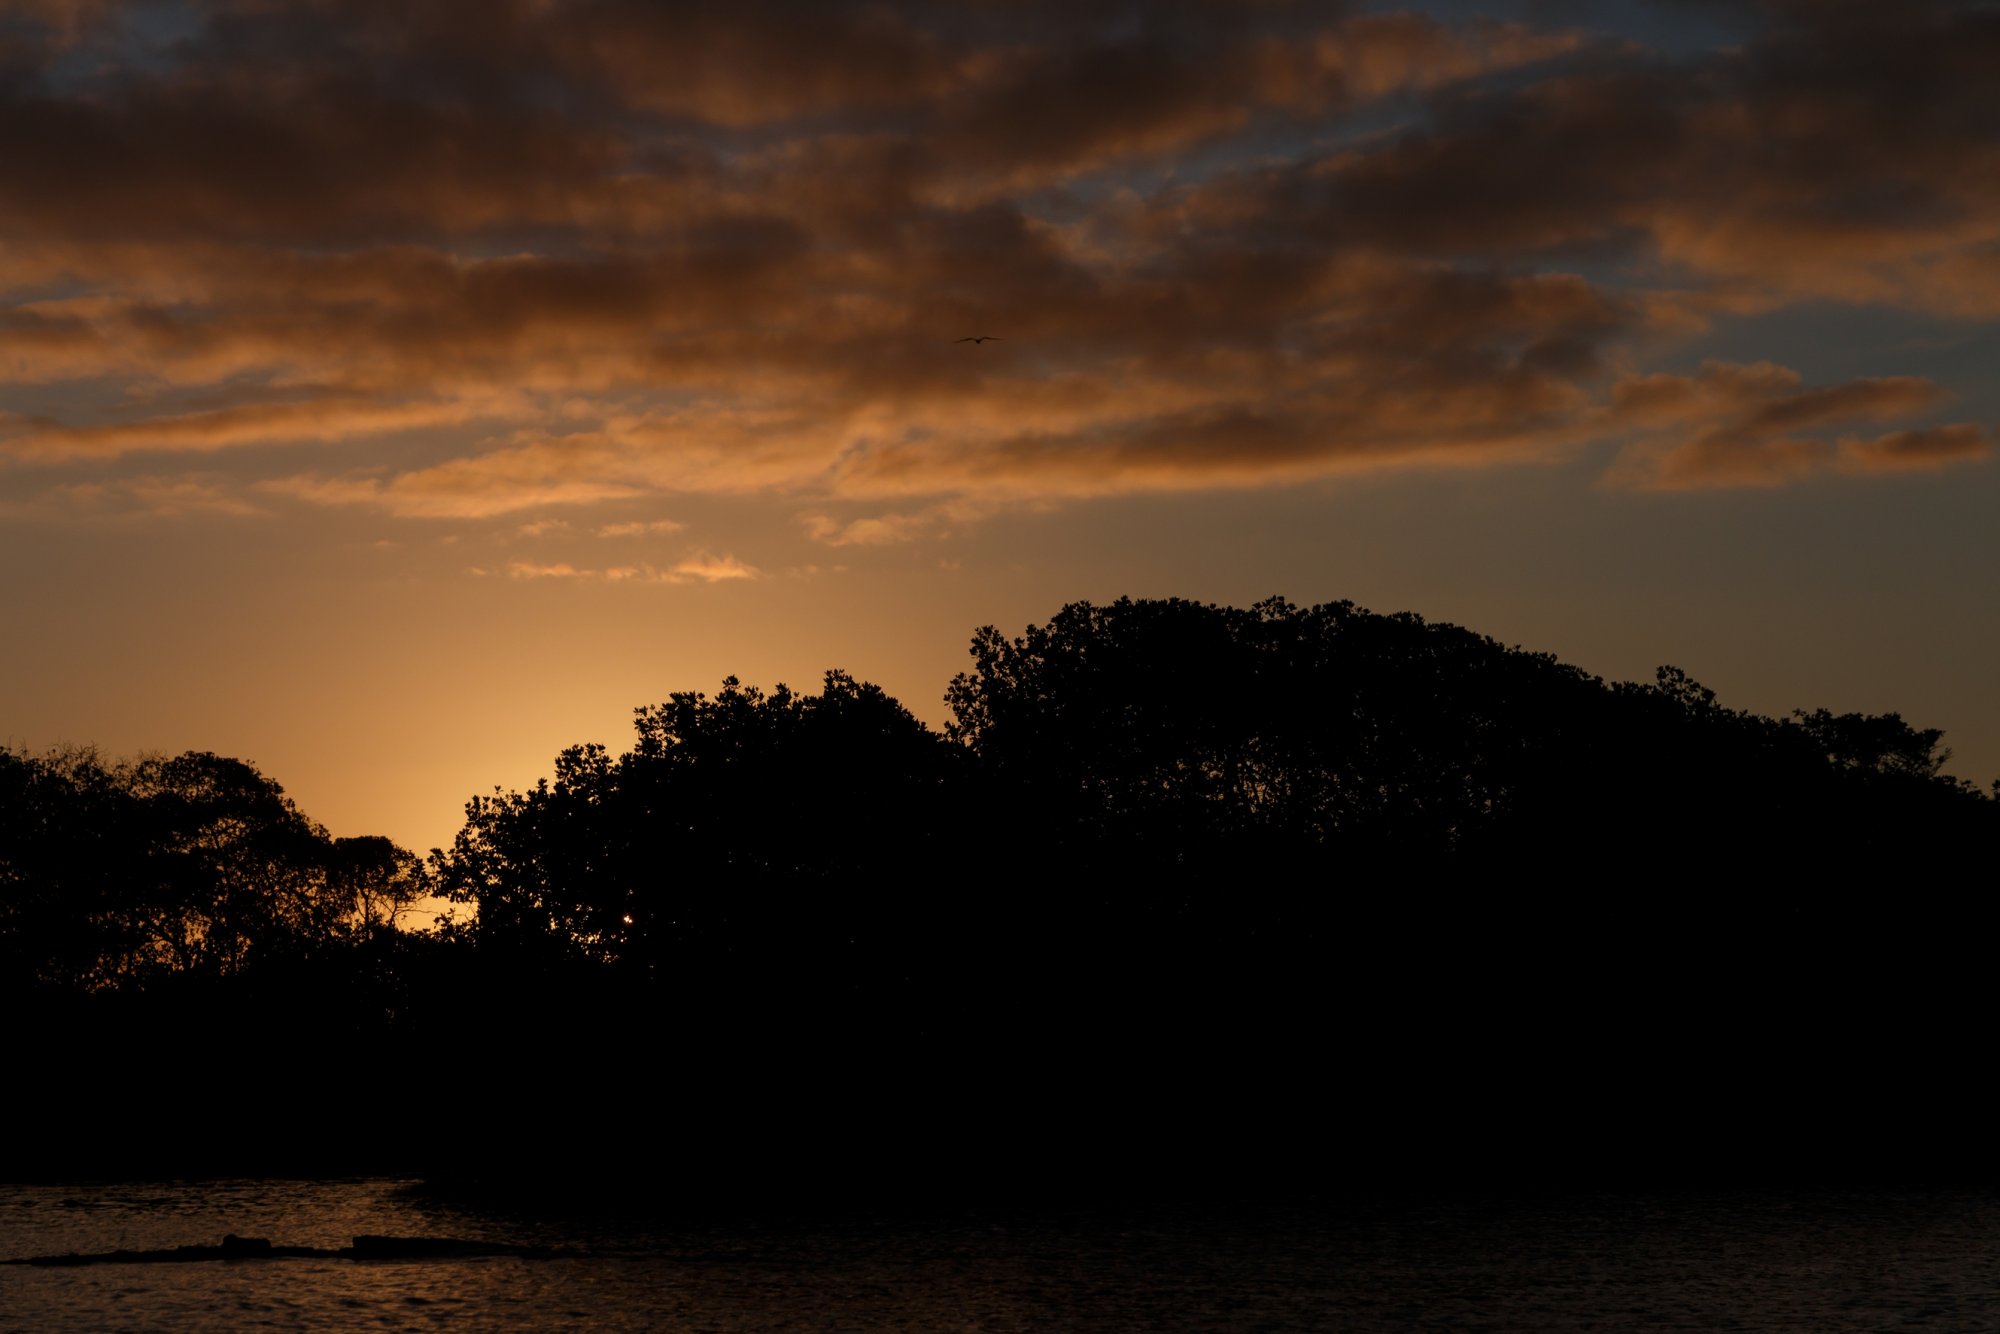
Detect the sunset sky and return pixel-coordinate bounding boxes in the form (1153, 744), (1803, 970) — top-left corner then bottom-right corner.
(4, 0), (1996, 857)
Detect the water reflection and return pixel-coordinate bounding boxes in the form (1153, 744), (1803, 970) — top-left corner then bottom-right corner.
(7, 1181), (2000, 1331)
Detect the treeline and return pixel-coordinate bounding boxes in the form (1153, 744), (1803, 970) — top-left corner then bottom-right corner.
(6, 596), (1997, 1189)
(1, 748), (425, 992)
(1, 749), (448, 1179)
(439, 594), (1992, 960)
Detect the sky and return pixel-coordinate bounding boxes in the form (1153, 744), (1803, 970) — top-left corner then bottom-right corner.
(3, 0), (1997, 858)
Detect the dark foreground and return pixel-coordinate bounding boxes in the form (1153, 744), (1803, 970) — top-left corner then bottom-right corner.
(7, 1233), (581, 1267)
(6, 1178), (2000, 1332)
(10, 597), (1996, 1202)
(15, 890), (1997, 1202)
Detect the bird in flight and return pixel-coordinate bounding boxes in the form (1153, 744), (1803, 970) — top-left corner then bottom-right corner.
(953, 335), (1004, 344)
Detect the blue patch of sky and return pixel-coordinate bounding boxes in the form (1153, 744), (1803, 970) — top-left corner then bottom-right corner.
(2, 274), (97, 307)
(33, 0), (202, 90)
(0, 376), (138, 431)
(1011, 102), (1422, 231)
(1369, 0), (1753, 58)
(1016, 9), (1659, 223)
(1667, 302), (2000, 421)
(116, 0), (204, 59)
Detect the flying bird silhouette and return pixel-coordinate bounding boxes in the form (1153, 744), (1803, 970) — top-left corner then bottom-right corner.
(953, 335), (1004, 344)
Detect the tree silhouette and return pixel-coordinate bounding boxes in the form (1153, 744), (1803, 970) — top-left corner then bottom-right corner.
(427, 594), (1998, 1018)
(434, 669), (958, 996)
(945, 595), (1613, 872)
(0, 747), (427, 994)
(7, 596), (1997, 1187)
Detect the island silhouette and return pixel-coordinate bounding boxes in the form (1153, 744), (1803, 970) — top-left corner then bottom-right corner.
(6, 596), (1996, 1197)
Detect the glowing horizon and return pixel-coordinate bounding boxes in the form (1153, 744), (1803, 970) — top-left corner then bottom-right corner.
(4, 0), (1996, 856)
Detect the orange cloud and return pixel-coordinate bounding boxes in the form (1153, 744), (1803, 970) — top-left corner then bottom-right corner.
(596, 519), (685, 538)
(1604, 363), (1985, 490)
(802, 513), (934, 546)
(486, 552), (761, 584)
(261, 445), (647, 521)
(1837, 423), (1991, 473)
(1, 397), (503, 463)
(1256, 15), (1587, 110)
(0, 472), (266, 520)
(669, 553), (761, 583)
(0, 0), (1991, 520)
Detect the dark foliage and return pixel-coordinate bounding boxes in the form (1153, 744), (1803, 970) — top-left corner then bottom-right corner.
(945, 596), (1992, 882)
(0, 747), (439, 1179)
(437, 670), (955, 990)
(6, 596), (1996, 1189)
(0, 747), (425, 995)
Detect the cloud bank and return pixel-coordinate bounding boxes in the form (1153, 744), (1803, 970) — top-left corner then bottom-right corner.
(1, 0), (1991, 534)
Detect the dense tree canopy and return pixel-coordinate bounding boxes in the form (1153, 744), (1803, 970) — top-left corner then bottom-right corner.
(945, 596), (1993, 883)
(7, 596), (1996, 1186)
(420, 595), (1996, 1006)
(14, 599), (1990, 1003)
(945, 595), (1600, 869)
(433, 671), (957, 994)
(0, 747), (424, 994)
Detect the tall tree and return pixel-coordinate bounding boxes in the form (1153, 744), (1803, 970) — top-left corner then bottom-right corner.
(433, 669), (958, 991)
(0, 746), (427, 992)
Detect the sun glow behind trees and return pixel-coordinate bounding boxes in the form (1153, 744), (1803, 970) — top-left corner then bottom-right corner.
(1, 1), (1998, 858)
(8, 596), (1997, 1186)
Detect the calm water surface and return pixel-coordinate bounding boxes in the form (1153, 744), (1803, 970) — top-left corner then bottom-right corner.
(4, 1178), (2000, 1330)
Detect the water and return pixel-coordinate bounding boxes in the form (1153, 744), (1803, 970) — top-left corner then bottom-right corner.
(4, 1179), (2000, 1330)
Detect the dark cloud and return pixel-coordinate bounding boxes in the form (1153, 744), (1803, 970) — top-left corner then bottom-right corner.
(1839, 423), (1990, 472)
(0, 67), (624, 243)
(1177, 1), (2000, 306)
(1, 0), (1992, 515)
(1604, 363), (1983, 489)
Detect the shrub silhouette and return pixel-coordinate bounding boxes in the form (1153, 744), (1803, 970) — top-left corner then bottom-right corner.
(7, 596), (1996, 1186)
